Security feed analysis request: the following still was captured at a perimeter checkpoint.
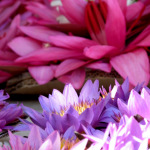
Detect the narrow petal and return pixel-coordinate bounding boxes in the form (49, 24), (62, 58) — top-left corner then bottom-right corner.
(19, 26), (65, 42)
(58, 68), (86, 89)
(8, 37), (41, 56)
(55, 59), (87, 77)
(110, 49), (149, 86)
(86, 61), (111, 73)
(26, 2), (59, 23)
(49, 35), (98, 51)
(104, 0), (126, 49)
(84, 45), (117, 59)
(28, 66), (55, 85)
(15, 47), (84, 63)
(0, 1), (21, 25)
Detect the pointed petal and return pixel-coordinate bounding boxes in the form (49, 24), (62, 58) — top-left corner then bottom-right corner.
(104, 0), (126, 49)
(55, 59), (87, 77)
(86, 61), (111, 73)
(84, 45), (117, 59)
(49, 35), (98, 51)
(8, 37), (41, 56)
(26, 2), (59, 23)
(60, 0), (87, 25)
(110, 49), (149, 86)
(63, 84), (79, 105)
(128, 90), (150, 119)
(19, 26), (65, 42)
(27, 125), (43, 149)
(28, 66), (55, 85)
(58, 68), (85, 89)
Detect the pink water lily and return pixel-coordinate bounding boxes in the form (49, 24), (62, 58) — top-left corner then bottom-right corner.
(51, 0), (150, 87)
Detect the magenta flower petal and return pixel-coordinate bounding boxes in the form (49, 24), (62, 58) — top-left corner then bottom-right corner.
(28, 66), (55, 85)
(55, 59), (87, 77)
(26, 2), (59, 23)
(0, 1), (21, 25)
(86, 61), (112, 73)
(110, 49), (149, 86)
(8, 37), (41, 56)
(104, 0), (126, 49)
(84, 45), (117, 59)
(49, 35), (98, 51)
(58, 68), (85, 89)
(0, 70), (12, 83)
(126, 1), (144, 23)
(0, 15), (20, 50)
(19, 26), (65, 43)
(60, 0), (87, 25)
(15, 47), (84, 63)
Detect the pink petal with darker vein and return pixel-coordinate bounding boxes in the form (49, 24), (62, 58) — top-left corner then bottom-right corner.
(49, 35), (98, 51)
(19, 26), (65, 43)
(110, 49), (149, 86)
(28, 66), (55, 85)
(104, 0), (126, 49)
(84, 45), (117, 59)
(8, 37), (41, 56)
(58, 68), (86, 89)
(55, 59), (87, 77)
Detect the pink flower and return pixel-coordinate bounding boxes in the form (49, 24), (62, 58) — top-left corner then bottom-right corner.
(48, 0), (150, 88)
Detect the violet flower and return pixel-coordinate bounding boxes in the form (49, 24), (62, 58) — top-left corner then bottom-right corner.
(0, 90), (23, 133)
(19, 79), (110, 137)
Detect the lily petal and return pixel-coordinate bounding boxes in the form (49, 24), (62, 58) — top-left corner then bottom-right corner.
(28, 66), (55, 85)
(84, 45), (117, 59)
(104, 0), (126, 49)
(58, 68), (85, 89)
(86, 61), (111, 73)
(55, 59), (87, 77)
(19, 26), (65, 42)
(49, 35), (98, 51)
(8, 37), (41, 56)
(60, 0), (87, 25)
(110, 49), (149, 86)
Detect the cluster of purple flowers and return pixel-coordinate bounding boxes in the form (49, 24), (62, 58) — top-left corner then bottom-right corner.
(0, 90), (23, 135)
(0, 0), (150, 89)
(0, 78), (150, 149)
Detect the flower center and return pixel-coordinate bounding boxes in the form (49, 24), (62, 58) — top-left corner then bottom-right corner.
(85, 0), (107, 44)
